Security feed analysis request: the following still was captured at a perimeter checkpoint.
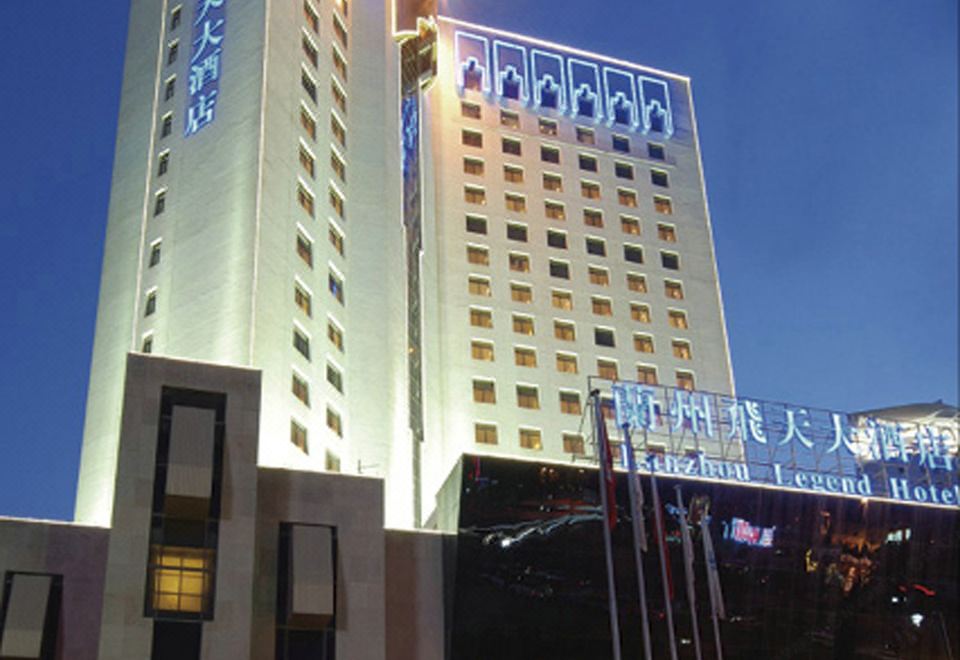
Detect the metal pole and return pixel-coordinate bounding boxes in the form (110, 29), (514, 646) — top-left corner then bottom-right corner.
(622, 426), (653, 660)
(648, 439), (679, 660)
(701, 516), (725, 660)
(676, 486), (703, 660)
(593, 392), (622, 660)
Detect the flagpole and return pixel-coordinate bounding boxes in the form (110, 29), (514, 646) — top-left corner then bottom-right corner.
(622, 426), (653, 660)
(701, 514), (725, 660)
(647, 427), (679, 660)
(676, 486), (703, 660)
(592, 391), (622, 660)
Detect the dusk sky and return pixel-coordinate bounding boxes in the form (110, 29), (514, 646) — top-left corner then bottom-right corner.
(0, 0), (956, 520)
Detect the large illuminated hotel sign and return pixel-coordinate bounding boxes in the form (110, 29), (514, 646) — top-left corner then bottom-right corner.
(453, 28), (675, 138)
(184, 0), (227, 137)
(610, 382), (959, 508)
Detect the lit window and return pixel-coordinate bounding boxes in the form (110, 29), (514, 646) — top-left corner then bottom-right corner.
(149, 546), (213, 614)
(519, 428), (542, 450)
(461, 130), (483, 148)
(332, 14), (348, 47)
(597, 359), (618, 380)
(469, 276), (491, 297)
(581, 181), (601, 199)
(332, 46), (348, 80)
(547, 230), (567, 249)
(630, 304), (651, 323)
(301, 69), (318, 102)
(668, 310), (688, 329)
(591, 297), (613, 316)
(661, 252), (680, 270)
(511, 284), (532, 303)
(463, 157), (484, 176)
(665, 280), (684, 300)
(471, 340), (494, 361)
(624, 245), (644, 264)
(676, 371), (696, 391)
(615, 162), (634, 180)
(500, 110), (520, 129)
(473, 379), (496, 404)
(541, 146), (561, 164)
(327, 321), (344, 351)
(634, 334), (654, 353)
(303, 1), (319, 32)
(654, 196), (673, 215)
(326, 451), (340, 472)
(302, 35), (318, 67)
(647, 143), (665, 160)
(461, 101), (481, 119)
(618, 188), (638, 207)
(301, 106), (316, 139)
(297, 184), (314, 216)
(327, 407), (342, 436)
(514, 347), (537, 367)
(586, 237), (606, 256)
(464, 186), (486, 205)
(651, 169), (669, 188)
(475, 423), (498, 445)
(466, 215), (487, 235)
(517, 385), (539, 409)
(554, 321), (576, 341)
(144, 290), (157, 317)
(559, 391), (581, 415)
(563, 433), (585, 454)
(594, 328), (615, 347)
(330, 150), (345, 181)
(543, 173), (563, 192)
(549, 259), (569, 279)
(330, 114), (346, 146)
(505, 193), (526, 212)
(326, 363), (343, 393)
(672, 340), (692, 360)
(329, 223), (344, 255)
(149, 242), (162, 268)
(578, 154), (598, 171)
(658, 224), (677, 242)
(293, 327), (311, 360)
(583, 209), (604, 229)
(467, 245), (489, 265)
(621, 216), (641, 235)
(509, 253), (530, 273)
(296, 233), (313, 267)
(291, 420), (309, 453)
(504, 165), (524, 183)
(551, 290), (573, 310)
(294, 284), (312, 316)
(545, 201), (566, 220)
(576, 126), (595, 145)
(154, 191), (166, 216)
(292, 372), (310, 406)
(299, 145), (315, 178)
(636, 365), (658, 385)
(328, 186), (345, 218)
(588, 267), (610, 286)
(512, 315), (534, 335)
(502, 137), (522, 156)
(556, 352), (578, 374)
(627, 273), (647, 293)
(538, 118), (558, 135)
(470, 308), (493, 328)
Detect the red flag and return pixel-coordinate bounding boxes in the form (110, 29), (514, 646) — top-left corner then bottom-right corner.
(597, 413), (618, 530)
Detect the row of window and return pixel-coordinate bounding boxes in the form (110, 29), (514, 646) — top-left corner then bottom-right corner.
(463, 184), (671, 216)
(464, 157), (668, 192)
(466, 211), (677, 243)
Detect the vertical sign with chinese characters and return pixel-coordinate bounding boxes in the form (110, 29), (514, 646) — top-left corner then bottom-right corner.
(185, 0), (226, 137)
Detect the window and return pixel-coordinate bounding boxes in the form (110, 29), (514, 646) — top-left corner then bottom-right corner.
(461, 101), (481, 119)
(657, 223), (677, 242)
(509, 253), (530, 273)
(624, 245), (644, 264)
(556, 352), (578, 373)
(463, 157), (484, 176)
(329, 186), (345, 218)
(594, 328), (615, 347)
(469, 276), (491, 297)
(471, 340), (494, 361)
(611, 134), (630, 153)
(631, 303), (651, 323)
(512, 315), (534, 335)
(618, 188), (638, 207)
(578, 154), (598, 171)
(672, 340), (692, 360)
(627, 273), (647, 292)
(296, 233), (313, 267)
(330, 114), (346, 146)
(549, 259), (569, 279)
(294, 283), (312, 316)
(327, 407), (342, 436)
(149, 546), (212, 614)
(303, 1), (319, 32)
(475, 423), (498, 445)
(547, 230), (567, 249)
(325, 451), (341, 472)
(330, 80), (347, 112)
(517, 385), (540, 409)
(332, 46), (348, 80)
(164, 77), (176, 101)
(464, 186), (486, 205)
(591, 297), (613, 316)
(541, 145), (560, 163)
(581, 181), (601, 199)
(144, 290), (157, 317)
(465, 215), (487, 235)
(636, 365), (658, 385)
(326, 362), (343, 392)
(518, 428), (542, 450)
(634, 334), (654, 353)
(668, 310), (689, 329)
(583, 209), (604, 228)
(500, 110), (520, 129)
(654, 195), (673, 215)
(588, 266), (609, 286)
(299, 145), (315, 177)
(559, 391), (582, 415)
(300, 106), (317, 139)
(661, 251), (680, 270)
(676, 371), (696, 391)
(293, 327), (310, 359)
(543, 173), (563, 192)
(554, 321), (576, 341)
(149, 241), (162, 267)
(473, 379), (496, 404)
(302, 35), (318, 67)
(329, 224), (344, 255)
(647, 143), (665, 160)
(329, 270), (344, 303)
(621, 216), (640, 235)
(503, 165), (524, 183)
(142, 335), (154, 353)
(167, 41), (179, 65)
(297, 184), (314, 215)
(301, 70), (317, 102)
(327, 320), (344, 351)
(154, 191), (166, 216)
(586, 237), (606, 256)
(330, 150), (346, 182)
(563, 433), (585, 454)
(576, 126), (595, 144)
(170, 6), (182, 29)
(292, 373), (310, 406)
(511, 284), (532, 303)
(514, 347), (537, 367)
(505, 193), (526, 213)
(461, 129), (482, 148)
(615, 162), (634, 180)
(651, 169), (669, 187)
(665, 280), (684, 300)
(161, 113), (173, 138)
(538, 118), (558, 135)
(597, 359), (618, 380)
(467, 245), (489, 265)
(502, 137), (522, 156)
(332, 14), (348, 47)
(545, 201), (566, 220)
(551, 290), (573, 310)
(469, 307), (493, 328)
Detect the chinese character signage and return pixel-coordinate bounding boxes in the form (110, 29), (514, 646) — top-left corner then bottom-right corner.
(611, 382), (959, 508)
(185, 0), (226, 137)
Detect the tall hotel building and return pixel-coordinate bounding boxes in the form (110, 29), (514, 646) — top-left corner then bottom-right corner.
(76, 0), (733, 530)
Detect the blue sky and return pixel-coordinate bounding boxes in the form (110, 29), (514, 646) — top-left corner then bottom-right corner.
(0, 0), (956, 520)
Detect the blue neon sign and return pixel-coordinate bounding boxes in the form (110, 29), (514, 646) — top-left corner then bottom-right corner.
(184, 0), (226, 137)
